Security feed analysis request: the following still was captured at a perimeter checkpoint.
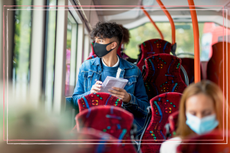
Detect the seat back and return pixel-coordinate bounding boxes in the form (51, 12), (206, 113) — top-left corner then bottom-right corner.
(76, 106), (133, 140)
(141, 92), (182, 153)
(137, 39), (172, 71)
(75, 106), (136, 152)
(207, 42), (228, 90)
(168, 111), (179, 137)
(70, 128), (121, 153)
(177, 130), (230, 153)
(180, 58), (195, 84)
(78, 93), (123, 113)
(180, 58), (204, 84)
(140, 92), (182, 153)
(87, 54), (97, 60)
(143, 54), (186, 100)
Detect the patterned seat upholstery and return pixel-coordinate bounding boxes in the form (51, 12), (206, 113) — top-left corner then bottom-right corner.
(207, 42), (228, 91)
(168, 111), (179, 138)
(177, 130), (230, 153)
(75, 106), (136, 152)
(180, 58), (203, 84)
(137, 39), (172, 72)
(77, 93), (123, 113)
(87, 54), (97, 60)
(139, 92), (182, 153)
(143, 54), (186, 100)
(70, 128), (121, 153)
(180, 58), (195, 84)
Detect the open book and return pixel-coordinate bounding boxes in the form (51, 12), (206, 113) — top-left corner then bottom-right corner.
(100, 76), (128, 93)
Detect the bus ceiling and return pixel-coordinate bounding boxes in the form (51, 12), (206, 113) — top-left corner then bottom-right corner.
(77, 0), (230, 29)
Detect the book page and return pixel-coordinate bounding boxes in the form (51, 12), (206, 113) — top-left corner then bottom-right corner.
(100, 76), (128, 93)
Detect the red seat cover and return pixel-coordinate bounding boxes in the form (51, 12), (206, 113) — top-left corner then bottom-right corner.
(140, 92), (182, 153)
(69, 128), (122, 153)
(177, 130), (230, 153)
(75, 106), (136, 152)
(168, 111), (179, 138)
(143, 54), (186, 100)
(207, 42), (228, 91)
(180, 58), (203, 84)
(137, 39), (172, 71)
(87, 54), (97, 60)
(78, 93), (123, 113)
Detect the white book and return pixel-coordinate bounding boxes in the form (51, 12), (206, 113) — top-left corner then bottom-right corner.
(100, 76), (128, 93)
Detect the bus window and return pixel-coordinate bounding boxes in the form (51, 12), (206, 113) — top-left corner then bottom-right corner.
(12, 0), (33, 99)
(43, 0), (57, 111)
(124, 22), (206, 59)
(201, 22), (230, 61)
(65, 12), (78, 97)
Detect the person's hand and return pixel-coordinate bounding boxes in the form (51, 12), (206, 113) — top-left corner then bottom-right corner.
(108, 87), (131, 103)
(91, 81), (102, 93)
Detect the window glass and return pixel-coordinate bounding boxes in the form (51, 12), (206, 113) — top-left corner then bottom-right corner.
(43, 0), (57, 111)
(12, 0), (33, 93)
(125, 22), (230, 61)
(65, 12), (78, 96)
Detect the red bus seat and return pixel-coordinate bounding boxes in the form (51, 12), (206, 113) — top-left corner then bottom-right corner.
(166, 111), (179, 139)
(87, 54), (97, 60)
(70, 128), (121, 153)
(75, 106), (136, 152)
(77, 93), (122, 113)
(207, 42), (228, 90)
(138, 92), (182, 153)
(180, 58), (204, 84)
(143, 54), (186, 100)
(180, 58), (195, 84)
(177, 130), (230, 153)
(137, 39), (172, 72)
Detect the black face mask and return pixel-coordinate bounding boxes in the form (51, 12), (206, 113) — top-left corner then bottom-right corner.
(93, 42), (114, 58)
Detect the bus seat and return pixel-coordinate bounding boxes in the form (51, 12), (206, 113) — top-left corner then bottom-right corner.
(87, 54), (97, 60)
(180, 58), (203, 84)
(70, 128), (122, 153)
(143, 54), (187, 100)
(166, 111), (179, 139)
(137, 39), (172, 72)
(77, 93), (122, 113)
(180, 58), (195, 83)
(138, 92), (182, 153)
(75, 106), (136, 152)
(177, 130), (230, 153)
(207, 42), (227, 90)
(200, 61), (208, 79)
(90, 42), (95, 54)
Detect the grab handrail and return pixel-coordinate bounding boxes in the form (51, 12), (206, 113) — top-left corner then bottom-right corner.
(156, 0), (175, 45)
(141, 6), (164, 40)
(187, 0), (201, 82)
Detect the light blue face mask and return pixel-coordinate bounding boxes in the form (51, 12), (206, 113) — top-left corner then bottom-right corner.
(186, 113), (219, 135)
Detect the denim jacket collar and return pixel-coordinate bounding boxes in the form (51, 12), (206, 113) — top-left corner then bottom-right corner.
(92, 56), (133, 70)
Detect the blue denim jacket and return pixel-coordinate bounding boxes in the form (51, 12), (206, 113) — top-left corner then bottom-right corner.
(72, 56), (149, 134)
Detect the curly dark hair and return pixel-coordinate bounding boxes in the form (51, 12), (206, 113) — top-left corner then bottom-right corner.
(91, 22), (123, 44)
(118, 24), (130, 45)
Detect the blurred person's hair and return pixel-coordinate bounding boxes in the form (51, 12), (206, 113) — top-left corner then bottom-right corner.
(176, 80), (226, 139)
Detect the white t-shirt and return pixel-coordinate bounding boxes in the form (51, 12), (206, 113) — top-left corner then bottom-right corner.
(160, 137), (182, 153)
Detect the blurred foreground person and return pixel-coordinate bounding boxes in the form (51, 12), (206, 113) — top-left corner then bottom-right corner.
(160, 80), (226, 153)
(0, 104), (74, 153)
